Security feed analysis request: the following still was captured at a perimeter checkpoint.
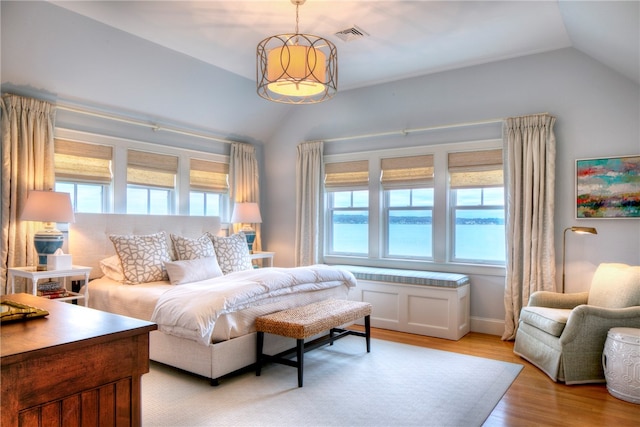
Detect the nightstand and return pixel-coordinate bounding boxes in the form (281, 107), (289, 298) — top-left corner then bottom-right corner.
(250, 251), (275, 268)
(7, 266), (92, 306)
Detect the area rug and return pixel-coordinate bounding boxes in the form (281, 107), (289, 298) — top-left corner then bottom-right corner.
(142, 336), (522, 427)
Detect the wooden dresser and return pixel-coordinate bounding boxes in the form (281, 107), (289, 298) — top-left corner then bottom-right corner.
(1, 293), (157, 427)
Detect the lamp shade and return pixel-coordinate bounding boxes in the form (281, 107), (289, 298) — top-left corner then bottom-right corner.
(267, 42), (327, 97)
(20, 190), (75, 224)
(568, 226), (597, 235)
(231, 203), (262, 224)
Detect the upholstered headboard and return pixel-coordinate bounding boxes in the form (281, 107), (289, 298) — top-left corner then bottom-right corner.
(69, 213), (222, 279)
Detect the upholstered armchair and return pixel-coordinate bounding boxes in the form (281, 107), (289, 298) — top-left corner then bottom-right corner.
(514, 263), (640, 384)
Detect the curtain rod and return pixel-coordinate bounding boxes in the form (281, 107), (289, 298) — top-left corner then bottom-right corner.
(323, 113), (551, 143)
(56, 104), (235, 145)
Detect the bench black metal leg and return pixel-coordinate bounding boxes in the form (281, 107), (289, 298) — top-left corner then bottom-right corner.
(256, 331), (264, 376)
(297, 338), (304, 387)
(365, 315), (371, 353)
(255, 306), (371, 387)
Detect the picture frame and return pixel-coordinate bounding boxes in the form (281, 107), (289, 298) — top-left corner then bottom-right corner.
(576, 155), (640, 218)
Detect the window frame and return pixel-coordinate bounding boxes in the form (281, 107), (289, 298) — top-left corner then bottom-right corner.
(188, 157), (230, 217)
(322, 139), (505, 275)
(54, 128), (230, 219)
(383, 188), (434, 260)
(325, 189), (370, 256)
(126, 184), (174, 215)
(449, 188), (505, 264)
(189, 190), (228, 217)
(54, 181), (111, 214)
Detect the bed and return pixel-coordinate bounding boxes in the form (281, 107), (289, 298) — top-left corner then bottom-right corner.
(69, 213), (356, 384)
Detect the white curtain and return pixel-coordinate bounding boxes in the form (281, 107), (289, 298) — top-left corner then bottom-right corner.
(502, 114), (557, 340)
(1, 94), (56, 294)
(229, 142), (261, 251)
(295, 141), (323, 266)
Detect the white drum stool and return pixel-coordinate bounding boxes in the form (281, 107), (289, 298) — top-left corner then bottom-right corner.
(602, 327), (640, 404)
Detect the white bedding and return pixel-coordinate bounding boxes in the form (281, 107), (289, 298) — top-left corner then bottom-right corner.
(152, 265), (356, 345)
(87, 278), (171, 320)
(87, 265), (356, 345)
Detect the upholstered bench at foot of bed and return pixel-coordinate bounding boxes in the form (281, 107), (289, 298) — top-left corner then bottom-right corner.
(255, 299), (372, 387)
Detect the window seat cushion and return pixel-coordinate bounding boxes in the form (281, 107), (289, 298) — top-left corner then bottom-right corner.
(337, 265), (469, 288)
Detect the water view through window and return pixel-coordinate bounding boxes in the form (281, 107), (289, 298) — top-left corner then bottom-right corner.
(332, 213), (505, 261)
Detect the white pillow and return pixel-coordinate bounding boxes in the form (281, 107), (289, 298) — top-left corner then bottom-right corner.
(170, 233), (216, 260)
(209, 231), (253, 275)
(109, 232), (171, 284)
(164, 257), (224, 285)
(99, 255), (125, 282)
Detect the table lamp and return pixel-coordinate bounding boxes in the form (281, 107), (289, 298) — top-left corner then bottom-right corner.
(561, 226), (597, 293)
(231, 202), (262, 253)
(20, 190), (75, 270)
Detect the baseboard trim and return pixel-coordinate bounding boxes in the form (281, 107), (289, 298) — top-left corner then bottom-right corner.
(470, 316), (505, 336)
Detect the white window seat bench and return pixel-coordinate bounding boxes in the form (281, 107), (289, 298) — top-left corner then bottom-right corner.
(340, 265), (470, 340)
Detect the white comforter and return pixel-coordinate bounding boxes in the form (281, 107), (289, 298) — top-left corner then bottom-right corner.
(151, 265), (356, 345)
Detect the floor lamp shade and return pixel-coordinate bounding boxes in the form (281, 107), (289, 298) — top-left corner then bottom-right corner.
(20, 190), (75, 270)
(231, 203), (262, 253)
(561, 226), (597, 292)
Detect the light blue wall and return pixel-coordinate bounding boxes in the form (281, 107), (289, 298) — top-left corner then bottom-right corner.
(264, 48), (640, 330)
(265, 48), (640, 271)
(3, 1), (639, 333)
(1, 0), (289, 147)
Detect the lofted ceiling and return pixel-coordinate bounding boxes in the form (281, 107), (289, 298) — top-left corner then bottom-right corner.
(50, 1), (639, 90)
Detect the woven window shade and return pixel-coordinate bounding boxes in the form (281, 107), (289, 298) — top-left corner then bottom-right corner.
(324, 160), (369, 189)
(449, 149), (503, 188)
(127, 149), (178, 188)
(55, 139), (113, 183)
(190, 158), (229, 192)
(381, 155), (434, 189)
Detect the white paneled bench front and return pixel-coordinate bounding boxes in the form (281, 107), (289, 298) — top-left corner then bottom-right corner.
(342, 265), (470, 340)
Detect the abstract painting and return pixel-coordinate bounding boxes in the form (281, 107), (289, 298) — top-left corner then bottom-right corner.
(576, 155), (640, 218)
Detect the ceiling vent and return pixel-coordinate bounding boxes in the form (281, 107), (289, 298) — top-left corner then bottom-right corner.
(334, 25), (369, 42)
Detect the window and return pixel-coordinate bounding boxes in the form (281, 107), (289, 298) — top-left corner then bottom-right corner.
(449, 149), (505, 263)
(189, 192), (221, 216)
(189, 158), (229, 216)
(53, 129), (231, 216)
(54, 139), (112, 213)
(327, 191), (369, 254)
(127, 149), (177, 214)
(55, 182), (106, 213)
(324, 160), (369, 255)
(126, 187), (171, 214)
(381, 155), (434, 259)
(323, 140), (505, 269)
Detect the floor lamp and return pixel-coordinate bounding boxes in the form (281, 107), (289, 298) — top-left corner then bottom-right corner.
(561, 226), (597, 293)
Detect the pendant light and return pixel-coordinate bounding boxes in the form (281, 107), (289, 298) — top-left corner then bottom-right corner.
(257, 0), (338, 104)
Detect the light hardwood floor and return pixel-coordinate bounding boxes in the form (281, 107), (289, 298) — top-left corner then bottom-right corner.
(355, 326), (639, 427)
